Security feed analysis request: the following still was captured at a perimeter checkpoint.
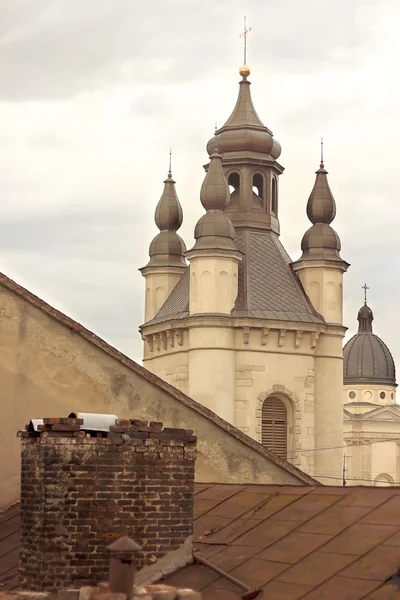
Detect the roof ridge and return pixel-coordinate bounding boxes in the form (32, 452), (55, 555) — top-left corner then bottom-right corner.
(0, 271), (317, 485)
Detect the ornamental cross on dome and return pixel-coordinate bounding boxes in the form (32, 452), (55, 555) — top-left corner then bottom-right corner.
(240, 15), (251, 65)
(362, 282), (369, 304)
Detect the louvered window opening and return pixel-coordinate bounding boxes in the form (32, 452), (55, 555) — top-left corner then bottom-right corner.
(262, 397), (288, 458)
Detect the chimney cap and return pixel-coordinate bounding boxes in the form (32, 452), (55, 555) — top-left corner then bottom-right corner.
(108, 536), (142, 554)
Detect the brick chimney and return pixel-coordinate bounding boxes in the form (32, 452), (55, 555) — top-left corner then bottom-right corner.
(19, 418), (196, 592)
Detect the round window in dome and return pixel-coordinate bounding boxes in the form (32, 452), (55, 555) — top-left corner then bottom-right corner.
(349, 391), (356, 399)
(380, 392), (386, 400)
(364, 391), (372, 400)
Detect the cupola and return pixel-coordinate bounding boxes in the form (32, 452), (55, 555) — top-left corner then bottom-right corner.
(344, 303), (396, 386)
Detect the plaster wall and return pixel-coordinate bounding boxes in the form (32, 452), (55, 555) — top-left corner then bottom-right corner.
(188, 326), (236, 422)
(232, 345), (316, 475)
(343, 384), (397, 407)
(0, 285), (305, 509)
(143, 321), (345, 482)
(143, 349), (189, 394)
(142, 269), (184, 322)
(296, 266), (343, 324)
(188, 255), (239, 315)
(344, 418), (400, 486)
(313, 332), (344, 484)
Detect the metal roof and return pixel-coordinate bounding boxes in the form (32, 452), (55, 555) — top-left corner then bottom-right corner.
(162, 483), (400, 600)
(141, 231), (323, 328)
(3, 484), (400, 598)
(344, 305), (396, 386)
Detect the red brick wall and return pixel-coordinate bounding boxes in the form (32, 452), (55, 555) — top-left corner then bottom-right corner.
(19, 419), (196, 591)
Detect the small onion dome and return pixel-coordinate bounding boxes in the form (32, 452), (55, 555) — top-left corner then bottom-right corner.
(344, 304), (396, 386)
(142, 170), (186, 268)
(301, 223), (341, 259)
(155, 172), (183, 231)
(189, 149), (238, 253)
(206, 67), (281, 159)
(306, 162), (336, 224)
(147, 231), (186, 267)
(193, 210), (236, 251)
(295, 160), (348, 266)
(200, 149), (230, 210)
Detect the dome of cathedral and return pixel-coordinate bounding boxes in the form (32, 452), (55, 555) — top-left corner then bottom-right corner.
(206, 68), (281, 159)
(343, 303), (396, 386)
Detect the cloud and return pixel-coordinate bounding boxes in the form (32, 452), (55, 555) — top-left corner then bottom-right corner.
(0, 0), (399, 371)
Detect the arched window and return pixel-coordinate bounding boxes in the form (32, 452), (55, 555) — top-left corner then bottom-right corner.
(271, 178), (277, 215)
(228, 172), (240, 194)
(228, 172), (240, 208)
(252, 173), (264, 200)
(374, 473), (395, 487)
(262, 396), (287, 458)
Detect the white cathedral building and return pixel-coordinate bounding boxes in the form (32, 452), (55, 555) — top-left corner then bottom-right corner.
(139, 65), (398, 486)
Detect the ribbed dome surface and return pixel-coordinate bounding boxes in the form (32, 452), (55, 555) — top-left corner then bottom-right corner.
(343, 304), (396, 386)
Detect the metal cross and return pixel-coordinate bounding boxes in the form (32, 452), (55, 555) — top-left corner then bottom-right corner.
(240, 15), (251, 65)
(320, 137), (324, 166)
(362, 283), (369, 304)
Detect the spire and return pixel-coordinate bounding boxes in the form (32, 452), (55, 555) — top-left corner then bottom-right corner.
(219, 67), (266, 130)
(190, 149), (237, 252)
(143, 167), (186, 268)
(296, 151), (348, 265)
(206, 68), (281, 160)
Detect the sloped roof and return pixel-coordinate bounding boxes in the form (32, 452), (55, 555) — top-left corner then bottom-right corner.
(162, 483), (400, 600)
(344, 404), (400, 421)
(3, 485), (400, 598)
(142, 231), (323, 328)
(0, 504), (19, 591)
(0, 272), (315, 485)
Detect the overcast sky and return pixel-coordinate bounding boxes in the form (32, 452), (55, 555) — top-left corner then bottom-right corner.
(0, 0), (399, 371)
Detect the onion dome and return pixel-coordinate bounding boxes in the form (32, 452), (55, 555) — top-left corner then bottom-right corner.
(306, 162), (336, 224)
(206, 67), (281, 159)
(143, 171), (186, 268)
(344, 303), (396, 386)
(190, 149), (237, 252)
(298, 160), (346, 263)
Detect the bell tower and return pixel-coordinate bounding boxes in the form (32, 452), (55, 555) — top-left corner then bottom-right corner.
(206, 66), (284, 234)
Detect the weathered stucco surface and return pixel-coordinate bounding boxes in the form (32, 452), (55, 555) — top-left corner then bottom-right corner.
(0, 280), (309, 508)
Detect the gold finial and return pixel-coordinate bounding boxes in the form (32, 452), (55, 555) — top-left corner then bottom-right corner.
(239, 65), (251, 78)
(239, 15), (251, 66)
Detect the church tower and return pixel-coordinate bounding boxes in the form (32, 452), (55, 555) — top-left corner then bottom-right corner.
(140, 66), (349, 483)
(140, 168), (186, 323)
(343, 300), (398, 486)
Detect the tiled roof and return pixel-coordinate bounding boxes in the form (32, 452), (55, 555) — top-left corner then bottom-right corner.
(162, 483), (400, 600)
(0, 504), (19, 591)
(233, 231), (323, 323)
(3, 485), (400, 598)
(0, 272), (315, 485)
(142, 231), (323, 328)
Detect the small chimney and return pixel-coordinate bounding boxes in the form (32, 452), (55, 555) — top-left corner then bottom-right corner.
(19, 417), (197, 592)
